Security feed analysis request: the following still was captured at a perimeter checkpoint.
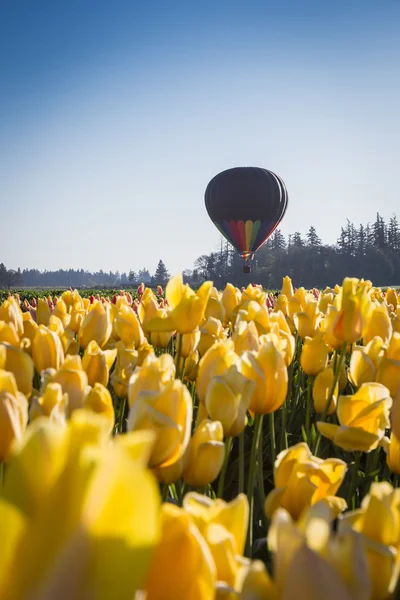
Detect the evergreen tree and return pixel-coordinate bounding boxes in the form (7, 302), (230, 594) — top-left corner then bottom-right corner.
(154, 260), (170, 285)
(306, 226), (321, 247)
(292, 232), (304, 247)
(271, 229), (287, 252)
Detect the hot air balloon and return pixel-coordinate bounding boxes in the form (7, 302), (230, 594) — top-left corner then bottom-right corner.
(204, 167), (288, 273)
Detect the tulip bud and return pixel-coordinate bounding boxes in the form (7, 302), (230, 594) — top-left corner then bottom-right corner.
(78, 301), (112, 349)
(36, 298), (51, 326)
(313, 367), (338, 415)
(364, 304), (392, 345)
(0, 370), (28, 461)
(113, 304), (145, 348)
(30, 382), (68, 425)
(281, 276), (293, 300)
(50, 355), (89, 415)
(32, 325), (65, 374)
(300, 333), (329, 376)
(180, 330), (201, 358)
(333, 278), (372, 343)
(82, 340), (117, 387)
(384, 433), (400, 474)
(157, 285), (163, 296)
(221, 283), (241, 324)
(183, 419), (225, 487)
(0, 343), (34, 398)
(386, 288), (398, 309)
(84, 383), (114, 434)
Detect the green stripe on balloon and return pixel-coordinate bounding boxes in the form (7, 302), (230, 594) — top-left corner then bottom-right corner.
(250, 220), (261, 250)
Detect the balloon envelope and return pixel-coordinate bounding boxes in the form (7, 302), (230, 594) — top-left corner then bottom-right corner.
(205, 167), (288, 260)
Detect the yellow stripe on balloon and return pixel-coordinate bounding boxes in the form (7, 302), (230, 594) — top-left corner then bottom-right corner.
(245, 220), (253, 251)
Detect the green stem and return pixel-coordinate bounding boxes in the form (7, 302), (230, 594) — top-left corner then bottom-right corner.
(217, 437), (233, 498)
(269, 412), (276, 466)
(347, 451), (362, 509)
(257, 433), (267, 528)
(313, 341), (347, 456)
(118, 396), (127, 434)
(305, 376), (313, 444)
(174, 333), (183, 377)
(246, 414), (264, 557)
(279, 400), (288, 452)
(161, 483), (169, 501)
(239, 431), (245, 494)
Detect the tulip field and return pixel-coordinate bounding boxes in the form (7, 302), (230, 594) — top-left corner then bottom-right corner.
(2, 274), (400, 599)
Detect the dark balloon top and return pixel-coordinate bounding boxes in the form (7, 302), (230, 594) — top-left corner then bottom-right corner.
(204, 166), (288, 259)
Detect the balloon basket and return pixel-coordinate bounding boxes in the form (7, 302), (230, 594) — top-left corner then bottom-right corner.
(243, 264), (251, 274)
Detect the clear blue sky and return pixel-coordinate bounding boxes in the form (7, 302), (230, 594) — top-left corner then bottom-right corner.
(1, 0), (400, 276)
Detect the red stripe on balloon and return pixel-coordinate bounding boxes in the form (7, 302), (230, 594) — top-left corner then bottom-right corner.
(237, 220), (246, 251)
(229, 221), (244, 250)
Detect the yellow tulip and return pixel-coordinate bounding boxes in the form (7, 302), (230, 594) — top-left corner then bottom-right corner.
(82, 340), (117, 387)
(32, 324), (65, 374)
(30, 382), (68, 425)
(205, 289), (226, 323)
(300, 333), (329, 376)
(84, 383), (115, 433)
(183, 350), (200, 382)
(349, 337), (385, 387)
(274, 293), (289, 316)
(313, 367), (338, 415)
(383, 432), (400, 474)
(386, 332), (400, 360)
(318, 290), (335, 314)
(183, 492), (249, 557)
(332, 278), (372, 343)
(241, 284), (266, 306)
(386, 288), (398, 309)
(317, 383), (392, 452)
(0, 370), (28, 462)
(36, 297), (51, 326)
(376, 356), (400, 400)
(240, 342), (287, 414)
(50, 355), (89, 415)
(22, 312), (38, 349)
(78, 300), (112, 349)
(146, 273), (213, 334)
(235, 301), (271, 336)
(128, 353), (175, 408)
(0, 297), (23, 337)
(144, 503), (216, 600)
(0, 320), (20, 347)
(180, 329), (201, 358)
(52, 298), (71, 329)
(321, 305), (345, 351)
(0, 342), (34, 398)
(197, 317), (227, 357)
(232, 320), (260, 356)
(196, 340), (239, 405)
(68, 304), (86, 334)
(364, 303), (393, 345)
(264, 443), (347, 521)
(128, 378), (192, 469)
(221, 283), (241, 324)
(205, 364), (254, 437)
(294, 299), (320, 338)
(260, 318), (295, 368)
(183, 419), (225, 487)
(282, 276), (293, 300)
(1, 415), (160, 600)
(113, 303), (145, 347)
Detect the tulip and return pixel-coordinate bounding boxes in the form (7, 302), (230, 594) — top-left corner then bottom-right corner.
(274, 294), (289, 316)
(128, 378), (192, 469)
(0, 320), (20, 347)
(180, 329), (201, 358)
(183, 419), (225, 487)
(363, 303), (392, 345)
(240, 342), (288, 414)
(386, 288), (398, 309)
(317, 383), (392, 452)
(52, 299), (71, 329)
(282, 276), (294, 300)
(144, 503), (216, 600)
(183, 492), (249, 557)
(232, 320), (260, 356)
(146, 273), (213, 334)
(0, 415), (161, 600)
(50, 355), (89, 415)
(32, 324), (65, 374)
(313, 367), (338, 415)
(36, 297), (51, 326)
(321, 305), (345, 351)
(383, 432), (400, 474)
(264, 443), (347, 521)
(332, 278), (372, 343)
(300, 333), (329, 376)
(78, 300), (112, 349)
(0, 370), (28, 462)
(318, 290), (335, 314)
(376, 356), (400, 401)
(113, 303), (145, 347)
(221, 283), (241, 324)
(183, 350), (200, 382)
(235, 301), (271, 336)
(84, 383), (115, 434)
(349, 337), (385, 387)
(22, 312), (38, 349)
(196, 340), (239, 405)
(205, 364), (254, 437)
(137, 341), (155, 366)
(205, 291), (226, 323)
(386, 332), (400, 361)
(294, 299), (320, 338)
(197, 317), (227, 357)
(241, 284), (266, 306)
(0, 342), (34, 398)
(0, 297), (24, 337)
(128, 353), (175, 408)
(30, 382), (68, 424)
(82, 340), (117, 387)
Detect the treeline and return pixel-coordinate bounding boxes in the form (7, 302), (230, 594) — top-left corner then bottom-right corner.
(1, 213), (400, 290)
(190, 213), (400, 289)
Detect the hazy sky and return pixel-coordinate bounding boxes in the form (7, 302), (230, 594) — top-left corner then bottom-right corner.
(1, 0), (400, 276)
